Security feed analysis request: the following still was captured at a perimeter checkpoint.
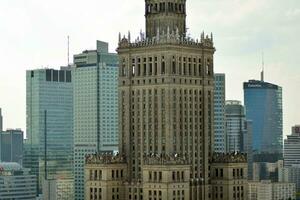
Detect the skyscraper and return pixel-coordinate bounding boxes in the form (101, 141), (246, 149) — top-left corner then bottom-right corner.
(25, 67), (73, 193)
(284, 125), (300, 167)
(244, 79), (283, 155)
(280, 125), (300, 199)
(225, 100), (247, 153)
(214, 73), (226, 153)
(85, 0), (217, 199)
(73, 41), (119, 199)
(0, 129), (23, 164)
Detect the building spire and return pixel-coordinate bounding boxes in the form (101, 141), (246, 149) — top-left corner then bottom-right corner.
(261, 52), (264, 82)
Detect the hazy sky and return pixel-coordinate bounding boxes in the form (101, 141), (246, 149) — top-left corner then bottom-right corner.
(0, 0), (299, 138)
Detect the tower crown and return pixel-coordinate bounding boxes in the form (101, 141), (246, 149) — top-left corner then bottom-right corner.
(145, 0), (186, 38)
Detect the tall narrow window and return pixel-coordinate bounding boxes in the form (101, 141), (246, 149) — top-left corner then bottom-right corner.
(198, 58), (202, 76)
(149, 63), (153, 75)
(161, 62), (165, 74)
(143, 64), (147, 76)
(172, 56), (176, 74)
(122, 59), (126, 76)
(132, 58), (135, 76)
(206, 59), (210, 75)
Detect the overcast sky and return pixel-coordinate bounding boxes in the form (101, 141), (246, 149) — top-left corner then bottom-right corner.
(0, 0), (299, 138)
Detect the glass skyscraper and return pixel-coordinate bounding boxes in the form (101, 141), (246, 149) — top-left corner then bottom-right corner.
(225, 100), (247, 152)
(214, 73), (226, 153)
(243, 80), (283, 154)
(25, 67), (73, 193)
(73, 41), (118, 200)
(0, 129), (23, 164)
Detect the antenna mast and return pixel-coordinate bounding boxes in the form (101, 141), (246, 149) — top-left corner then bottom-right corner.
(261, 52), (264, 82)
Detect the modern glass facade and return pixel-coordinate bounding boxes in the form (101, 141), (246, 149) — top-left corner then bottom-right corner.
(0, 129), (23, 164)
(25, 68), (73, 193)
(73, 40), (118, 200)
(214, 73), (226, 153)
(225, 100), (247, 152)
(244, 80), (283, 154)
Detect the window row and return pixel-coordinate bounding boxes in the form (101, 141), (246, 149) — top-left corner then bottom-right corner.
(121, 57), (212, 77)
(146, 2), (185, 14)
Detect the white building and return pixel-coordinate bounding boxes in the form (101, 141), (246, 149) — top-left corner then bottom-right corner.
(248, 180), (296, 200)
(73, 41), (119, 200)
(0, 162), (37, 199)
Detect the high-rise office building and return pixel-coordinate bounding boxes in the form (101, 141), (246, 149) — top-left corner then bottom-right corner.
(73, 41), (119, 199)
(0, 108), (3, 132)
(0, 129), (23, 164)
(248, 180), (296, 200)
(0, 162), (37, 199)
(84, 0), (230, 199)
(280, 125), (300, 199)
(214, 73), (226, 153)
(284, 125), (300, 167)
(225, 100), (247, 153)
(244, 79), (283, 155)
(25, 67), (73, 193)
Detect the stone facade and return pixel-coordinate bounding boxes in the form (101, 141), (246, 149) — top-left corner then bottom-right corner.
(145, 0), (187, 39)
(85, 154), (127, 200)
(84, 1), (247, 200)
(211, 153), (248, 200)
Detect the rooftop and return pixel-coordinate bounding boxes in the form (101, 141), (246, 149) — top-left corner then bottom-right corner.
(118, 31), (214, 50)
(0, 162), (22, 172)
(212, 153), (247, 163)
(85, 153), (126, 165)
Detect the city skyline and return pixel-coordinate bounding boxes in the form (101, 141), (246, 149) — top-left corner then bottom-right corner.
(0, 0), (299, 137)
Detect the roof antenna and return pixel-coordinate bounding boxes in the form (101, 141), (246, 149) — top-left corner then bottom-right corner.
(67, 35), (70, 66)
(261, 52), (264, 82)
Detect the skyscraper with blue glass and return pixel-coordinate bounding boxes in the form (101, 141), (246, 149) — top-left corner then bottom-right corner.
(25, 67), (73, 194)
(73, 41), (118, 200)
(243, 79), (283, 155)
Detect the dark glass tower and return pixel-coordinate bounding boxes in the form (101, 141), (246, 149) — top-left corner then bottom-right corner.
(243, 80), (283, 155)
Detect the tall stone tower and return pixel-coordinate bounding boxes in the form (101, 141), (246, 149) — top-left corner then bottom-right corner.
(85, 1), (217, 200)
(145, 0), (186, 38)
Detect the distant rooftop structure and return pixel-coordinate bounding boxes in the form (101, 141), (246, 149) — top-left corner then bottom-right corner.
(212, 153), (247, 163)
(226, 100), (241, 106)
(0, 162), (22, 172)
